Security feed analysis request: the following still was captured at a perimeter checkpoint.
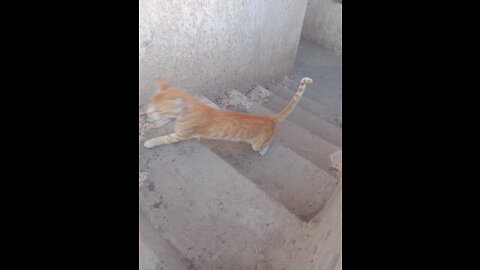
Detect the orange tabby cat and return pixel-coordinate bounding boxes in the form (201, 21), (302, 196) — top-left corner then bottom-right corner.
(143, 77), (313, 155)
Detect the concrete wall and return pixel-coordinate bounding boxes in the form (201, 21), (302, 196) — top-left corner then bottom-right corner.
(288, 151), (342, 270)
(140, 0), (309, 105)
(301, 0), (342, 54)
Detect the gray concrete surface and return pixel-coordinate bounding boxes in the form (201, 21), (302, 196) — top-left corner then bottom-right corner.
(247, 85), (342, 147)
(291, 156), (342, 270)
(301, 0), (342, 54)
(139, 0), (309, 106)
(139, 242), (163, 270)
(200, 138), (337, 221)
(289, 39), (342, 115)
(140, 140), (303, 270)
(266, 81), (340, 128)
(217, 89), (340, 175)
(139, 23), (342, 270)
(139, 84), (342, 268)
(140, 213), (195, 270)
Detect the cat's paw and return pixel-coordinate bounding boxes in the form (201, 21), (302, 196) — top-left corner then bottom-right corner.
(143, 139), (157, 148)
(258, 143), (271, 156)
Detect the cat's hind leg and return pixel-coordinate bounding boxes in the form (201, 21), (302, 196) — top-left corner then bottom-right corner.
(252, 136), (273, 156)
(144, 133), (186, 148)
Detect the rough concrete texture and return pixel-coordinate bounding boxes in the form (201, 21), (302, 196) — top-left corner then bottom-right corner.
(248, 85), (342, 147)
(328, 150), (342, 178)
(139, 171), (148, 187)
(266, 81), (340, 128)
(290, 39), (342, 116)
(296, 172), (342, 270)
(330, 150), (342, 171)
(200, 138), (337, 221)
(218, 89), (340, 175)
(215, 89), (254, 111)
(140, 213), (195, 270)
(139, 106), (172, 141)
(301, 0), (342, 54)
(139, 242), (163, 270)
(140, 123), (341, 269)
(139, 39), (342, 269)
(245, 85), (272, 104)
(140, 140), (303, 270)
(193, 95), (220, 109)
(139, 0), (309, 106)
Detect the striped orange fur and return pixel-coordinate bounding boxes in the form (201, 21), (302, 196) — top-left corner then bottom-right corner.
(143, 77), (313, 155)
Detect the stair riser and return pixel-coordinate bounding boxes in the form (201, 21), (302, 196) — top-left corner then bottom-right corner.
(199, 139), (337, 221)
(140, 140), (300, 269)
(231, 95), (340, 174)
(267, 82), (341, 128)
(278, 77), (342, 114)
(257, 92), (342, 147)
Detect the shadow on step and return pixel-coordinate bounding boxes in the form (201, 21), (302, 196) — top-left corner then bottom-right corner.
(199, 139), (338, 222)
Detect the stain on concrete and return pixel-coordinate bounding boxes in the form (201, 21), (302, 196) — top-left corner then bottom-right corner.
(246, 86), (271, 104)
(178, 148), (187, 156)
(147, 181), (155, 192)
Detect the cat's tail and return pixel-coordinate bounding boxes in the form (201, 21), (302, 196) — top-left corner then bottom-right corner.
(271, 77), (313, 122)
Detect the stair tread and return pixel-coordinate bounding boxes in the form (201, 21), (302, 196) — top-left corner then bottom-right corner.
(279, 76), (342, 114)
(139, 243), (165, 270)
(266, 81), (341, 128)
(139, 140), (300, 270)
(219, 90), (340, 174)
(247, 85), (342, 147)
(140, 213), (195, 270)
(206, 91), (339, 219)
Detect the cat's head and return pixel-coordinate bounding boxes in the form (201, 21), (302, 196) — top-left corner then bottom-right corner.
(146, 80), (186, 119)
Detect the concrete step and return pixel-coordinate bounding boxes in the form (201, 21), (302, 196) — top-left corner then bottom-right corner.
(279, 76), (340, 101)
(202, 92), (339, 220)
(265, 81), (341, 128)
(140, 140), (301, 270)
(200, 139), (337, 222)
(140, 213), (195, 270)
(216, 90), (340, 175)
(246, 85), (342, 147)
(278, 76), (342, 117)
(139, 242), (164, 270)
(277, 76), (340, 112)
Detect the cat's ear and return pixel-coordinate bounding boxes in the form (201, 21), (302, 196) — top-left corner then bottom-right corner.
(175, 98), (184, 106)
(155, 79), (170, 89)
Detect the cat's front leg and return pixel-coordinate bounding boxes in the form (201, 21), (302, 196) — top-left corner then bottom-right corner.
(143, 133), (186, 148)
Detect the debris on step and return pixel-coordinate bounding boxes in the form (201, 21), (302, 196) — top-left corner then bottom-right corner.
(329, 150), (342, 178)
(139, 171), (149, 187)
(246, 85), (272, 104)
(139, 106), (172, 141)
(194, 95), (220, 109)
(213, 90), (253, 111)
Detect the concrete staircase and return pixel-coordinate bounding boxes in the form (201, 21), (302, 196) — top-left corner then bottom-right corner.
(139, 76), (342, 270)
